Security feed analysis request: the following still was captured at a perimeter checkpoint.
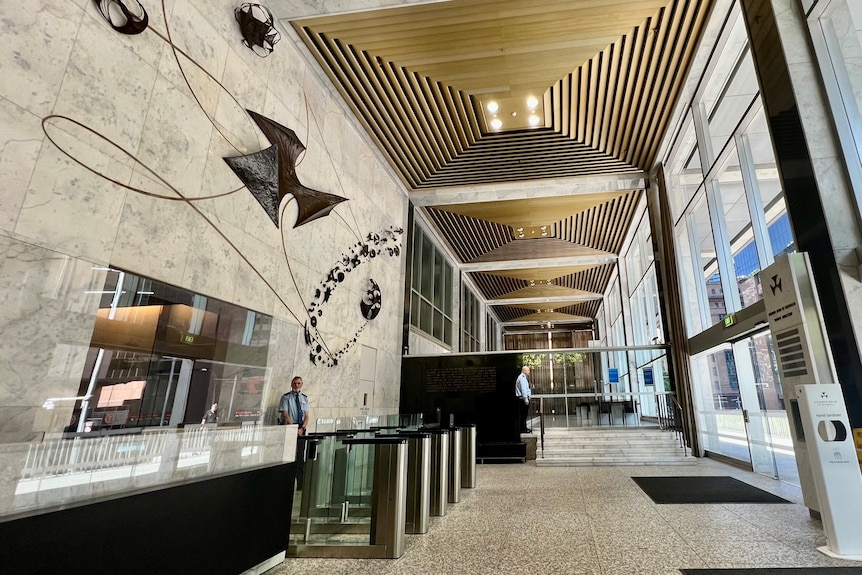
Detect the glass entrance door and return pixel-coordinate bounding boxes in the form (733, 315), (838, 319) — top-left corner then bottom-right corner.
(732, 338), (778, 478)
(693, 332), (797, 482)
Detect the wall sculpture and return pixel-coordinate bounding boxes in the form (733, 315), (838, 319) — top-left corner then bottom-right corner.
(38, 0), (401, 367)
(93, 0), (149, 35)
(234, 3), (281, 57)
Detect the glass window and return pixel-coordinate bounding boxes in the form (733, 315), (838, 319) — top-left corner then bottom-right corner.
(809, 0), (862, 223)
(461, 285), (481, 352)
(699, 9), (758, 164)
(714, 145), (760, 307)
(744, 110), (796, 259)
(691, 196), (726, 327)
(667, 116), (702, 220)
(410, 222), (454, 346)
(675, 217), (704, 336)
(73, 269), (272, 433)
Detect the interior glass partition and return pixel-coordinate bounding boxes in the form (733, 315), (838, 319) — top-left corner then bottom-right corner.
(517, 346), (670, 430)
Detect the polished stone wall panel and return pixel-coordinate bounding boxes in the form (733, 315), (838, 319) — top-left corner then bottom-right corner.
(0, 0), (409, 445)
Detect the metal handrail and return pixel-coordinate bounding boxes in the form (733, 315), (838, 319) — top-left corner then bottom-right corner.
(539, 397), (545, 459)
(655, 393), (687, 456)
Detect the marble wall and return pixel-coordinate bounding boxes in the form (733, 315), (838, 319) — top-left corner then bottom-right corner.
(0, 0), (409, 441)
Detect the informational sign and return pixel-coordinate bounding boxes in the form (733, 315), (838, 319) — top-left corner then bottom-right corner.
(795, 384), (862, 559)
(723, 313), (735, 328)
(762, 253), (838, 514)
(608, 368), (619, 383)
(642, 367), (654, 386)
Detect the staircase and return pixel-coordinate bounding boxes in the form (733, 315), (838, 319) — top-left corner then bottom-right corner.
(535, 427), (693, 466)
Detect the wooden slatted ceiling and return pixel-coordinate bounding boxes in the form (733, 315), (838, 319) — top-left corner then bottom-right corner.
(553, 190), (642, 253)
(424, 190), (640, 264)
(419, 131), (635, 188)
(424, 208), (513, 263)
(471, 273), (527, 300)
(554, 264), (617, 296)
(293, 0), (668, 99)
(548, 0), (709, 168)
(492, 305), (595, 323)
(492, 305), (533, 323)
(292, 0), (712, 189)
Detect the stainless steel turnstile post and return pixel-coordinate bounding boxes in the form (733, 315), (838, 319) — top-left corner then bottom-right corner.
(403, 432), (431, 534)
(447, 427), (462, 504)
(460, 423), (476, 489)
(427, 428), (449, 516)
(369, 439), (408, 558)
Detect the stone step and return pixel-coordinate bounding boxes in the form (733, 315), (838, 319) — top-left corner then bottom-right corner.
(538, 449), (684, 460)
(535, 457), (696, 467)
(542, 437), (678, 444)
(534, 428), (689, 466)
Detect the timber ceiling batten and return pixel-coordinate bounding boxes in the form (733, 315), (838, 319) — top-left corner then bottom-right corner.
(470, 273), (527, 300)
(555, 264), (616, 296)
(557, 189), (642, 253)
(548, 0), (708, 169)
(290, 0), (711, 189)
(424, 207), (513, 263)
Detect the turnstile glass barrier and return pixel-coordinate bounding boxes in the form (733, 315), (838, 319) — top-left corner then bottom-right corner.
(290, 433), (408, 558)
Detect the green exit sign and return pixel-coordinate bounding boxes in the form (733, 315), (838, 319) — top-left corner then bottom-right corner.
(181, 333), (196, 344)
(723, 314), (735, 328)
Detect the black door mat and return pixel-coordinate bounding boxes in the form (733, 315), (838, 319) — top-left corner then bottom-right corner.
(680, 569), (862, 574)
(632, 476), (791, 504)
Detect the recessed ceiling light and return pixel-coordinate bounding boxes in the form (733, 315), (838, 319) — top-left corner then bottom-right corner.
(490, 118), (503, 130)
(526, 96), (539, 109)
(487, 101), (499, 113)
(511, 112), (517, 117)
(528, 114), (541, 126)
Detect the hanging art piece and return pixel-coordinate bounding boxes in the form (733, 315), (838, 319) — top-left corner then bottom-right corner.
(224, 110), (348, 228)
(93, 0), (149, 35)
(234, 3), (281, 57)
(49, 0), (401, 368)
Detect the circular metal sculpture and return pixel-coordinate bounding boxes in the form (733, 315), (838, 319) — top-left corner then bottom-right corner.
(235, 3), (281, 57)
(360, 279), (382, 320)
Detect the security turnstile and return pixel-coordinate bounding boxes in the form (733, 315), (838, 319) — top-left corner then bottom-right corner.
(460, 423), (476, 489)
(447, 427), (462, 504)
(289, 434), (408, 559)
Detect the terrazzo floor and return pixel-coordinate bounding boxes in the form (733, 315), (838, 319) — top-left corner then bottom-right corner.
(268, 458), (861, 575)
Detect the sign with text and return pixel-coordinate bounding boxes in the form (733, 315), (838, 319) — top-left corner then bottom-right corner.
(426, 366), (497, 393)
(643, 367), (654, 386)
(608, 368), (619, 383)
(795, 384), (862, 559)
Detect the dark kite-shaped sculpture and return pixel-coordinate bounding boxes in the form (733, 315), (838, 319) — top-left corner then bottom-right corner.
(235, 3), (280, 58)
(94, 0), (149, 35)
(224, 110), (347, 228)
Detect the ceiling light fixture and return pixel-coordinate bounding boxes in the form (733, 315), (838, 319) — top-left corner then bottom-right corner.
(490, 118), (503, 130)
(526, 96), (538, 109)
(487, 101), (499, 113)
(528, 114), (540, 126)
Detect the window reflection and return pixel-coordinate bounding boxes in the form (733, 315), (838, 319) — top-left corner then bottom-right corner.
(66, 269), (272, 434)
